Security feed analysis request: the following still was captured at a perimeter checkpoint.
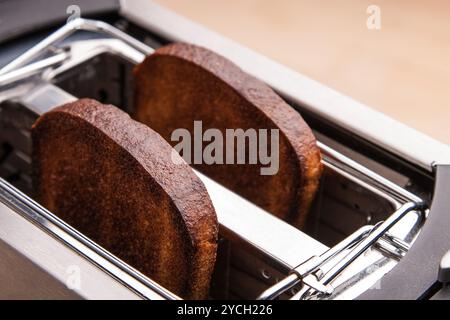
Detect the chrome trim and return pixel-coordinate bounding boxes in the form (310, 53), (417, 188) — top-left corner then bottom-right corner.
(0, 19), (152, 75)
(197, 171), (328, 270)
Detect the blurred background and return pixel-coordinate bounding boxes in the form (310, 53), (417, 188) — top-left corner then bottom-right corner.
(155, 0), (450, 145)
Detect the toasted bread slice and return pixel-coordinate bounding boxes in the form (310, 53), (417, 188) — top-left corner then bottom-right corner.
(32, 98), (218, 299)
(133, 43), (322, 228)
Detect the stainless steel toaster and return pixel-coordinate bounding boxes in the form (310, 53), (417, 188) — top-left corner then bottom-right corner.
(1, 0), (449, 300)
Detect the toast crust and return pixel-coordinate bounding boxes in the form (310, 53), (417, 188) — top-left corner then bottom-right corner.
(134, 43), (322, 228)
(32, 99), (218, 299)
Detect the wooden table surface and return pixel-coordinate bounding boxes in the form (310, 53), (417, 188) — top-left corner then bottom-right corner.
(155, 0), (450, 145)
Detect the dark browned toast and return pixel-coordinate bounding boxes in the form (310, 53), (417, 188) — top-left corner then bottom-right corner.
(133, 43), (322, 228)
(32, 98), (218, 299)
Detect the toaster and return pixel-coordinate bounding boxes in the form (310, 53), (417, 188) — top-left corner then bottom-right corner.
(0, 0), (449, 300)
